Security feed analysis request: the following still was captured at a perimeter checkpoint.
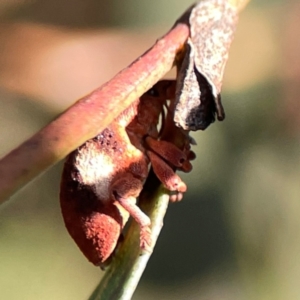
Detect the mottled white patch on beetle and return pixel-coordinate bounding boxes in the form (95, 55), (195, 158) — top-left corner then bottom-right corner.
(75, 143), (115, 201)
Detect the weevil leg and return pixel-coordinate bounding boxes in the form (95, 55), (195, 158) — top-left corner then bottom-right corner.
(145, 136), (187, 168)
(115, 195), (152, 250)
(146, 150), (187, 202)
(111, 174), (152, 250)
(180, 159), (193, 173)
(145, 135), (195, 173)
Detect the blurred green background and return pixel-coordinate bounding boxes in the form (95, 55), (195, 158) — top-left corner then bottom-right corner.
(1, 0), (300, 299)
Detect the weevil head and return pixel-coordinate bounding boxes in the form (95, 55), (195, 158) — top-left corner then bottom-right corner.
(144, 80), (176, 106)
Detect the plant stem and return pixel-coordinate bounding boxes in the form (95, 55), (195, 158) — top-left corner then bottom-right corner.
(89, 181), (169, 300)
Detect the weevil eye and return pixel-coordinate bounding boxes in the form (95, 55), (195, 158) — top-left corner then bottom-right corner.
(146, 86), (160, 97)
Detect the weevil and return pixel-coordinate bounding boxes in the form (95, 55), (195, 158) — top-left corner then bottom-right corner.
(60, 80), (194, 267)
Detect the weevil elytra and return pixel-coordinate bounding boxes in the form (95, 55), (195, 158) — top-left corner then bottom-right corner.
(60, 80), (194, 267)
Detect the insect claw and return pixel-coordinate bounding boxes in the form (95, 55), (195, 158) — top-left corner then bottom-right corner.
(169, 191), (184, 202)
(180, 160), (193, 173)
(140, 226), (152, 252)
(188, 136), (197, 145)
(176, 181), (187, 193)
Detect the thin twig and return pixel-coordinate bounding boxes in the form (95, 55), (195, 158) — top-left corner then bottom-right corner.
(89, 180), (169, 300)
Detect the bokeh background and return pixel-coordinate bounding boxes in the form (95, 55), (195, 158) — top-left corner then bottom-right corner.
(1, 0), (300, 299)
